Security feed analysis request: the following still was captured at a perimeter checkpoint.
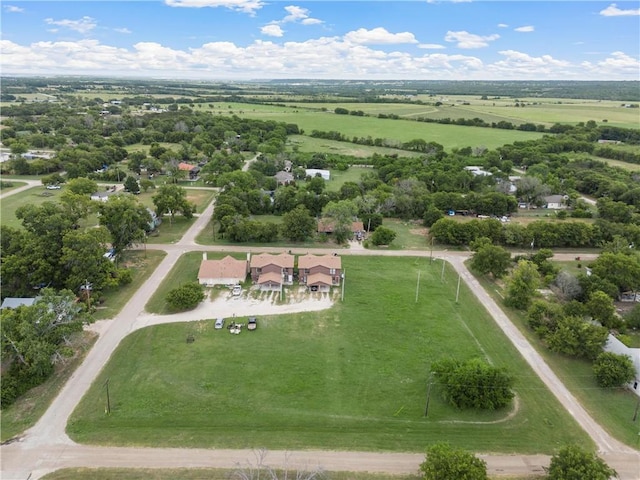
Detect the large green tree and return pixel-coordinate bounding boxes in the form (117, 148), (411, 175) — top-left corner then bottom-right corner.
(505, 260), (540, 310)
(547, 445), (617, 480)
(280, 205), (316, 242)
(420, 443), (488, 480)
(98, 194), (151, 255)
(432, 358), (514, 410)
(470, 242), (511, 278)
(152, 184), (195, 225)
(321, 199), (358, 244)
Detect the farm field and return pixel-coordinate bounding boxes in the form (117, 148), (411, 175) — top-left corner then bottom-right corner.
(204, 102), (546, 150)
(68, 256), (590, 453)
(286, 135), (421, 158)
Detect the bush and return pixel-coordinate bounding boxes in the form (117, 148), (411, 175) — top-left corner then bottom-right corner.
(166, 282), (205, 312)
(432, 358), (514, 410)
(547, 445), (617, 480)
(117, 268), (133, 285)
(370, 226), (396, 246)
(593, 352), (635, 388)
(420, 442), (487, 480)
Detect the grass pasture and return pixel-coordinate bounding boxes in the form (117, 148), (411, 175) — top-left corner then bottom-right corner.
(69, 256), (590, 453)
(207, 102), (546, 151)
(0, 186), (63, 229)
(286, 135), (422, 158)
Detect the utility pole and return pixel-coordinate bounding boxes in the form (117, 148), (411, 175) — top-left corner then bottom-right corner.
(429, 236), (434, 264)
(424, 373), (433, 417)
(104, 378), (111, 414)
(455, 274), (461, 303)
(341, 270), (346, 302)
(415, 271), (420, 303)
(441, 258), (446, 282)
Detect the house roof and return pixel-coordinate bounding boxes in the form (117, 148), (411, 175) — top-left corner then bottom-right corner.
(257, 271), (283, 285)
(298, 254), (342, 270)
(250, 253), (294, 269)
(178, 162), (196, 171)
(274, 171), (294, 183)
(306, 272), (334, 286)
(544, 195), (564, 203)
(317, 220), (364, 234)
(1, 297), (37, 309)
(198, 255), (247, 280)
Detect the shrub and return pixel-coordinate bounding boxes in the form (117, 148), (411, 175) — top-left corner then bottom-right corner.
(593, 352), (635, 388)
(166, 282), (205, 312)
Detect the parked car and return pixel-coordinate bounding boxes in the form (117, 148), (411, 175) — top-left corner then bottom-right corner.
(46, 184), (61, 190)
(247, 317), (257, 331)
(214, 317), (225, 329)
(232, 285), (242, 296)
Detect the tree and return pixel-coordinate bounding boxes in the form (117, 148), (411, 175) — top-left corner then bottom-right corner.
(504, 260), (540, 310)
(554, 271), (582, 301)
(586, 290), (619, 329)
(166, 282), (205, 312)
(1, 288), (90, 405)
(431, 357), (514, 410)
(321, 200), (358, 244)
(280, 205), (316, 242)
(593, 352), (635, 389)
(589, 253), (640, 295)
(470, 243), (511, 278)
(123, 175), (140, 194)
(139, 178), (155, 193)
(420, 443), (487, 480)
(547, 445), (617, 480)
(370, 226), (396, 246)
(546, 316), (608, 360)
(152, 184), (195, 225)
(98, 194), (151, 255)
(65, 177), (98, 195)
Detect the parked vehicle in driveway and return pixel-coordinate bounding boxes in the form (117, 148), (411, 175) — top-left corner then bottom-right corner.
(214, 317), (225, 329)
(247, 317), (257, 331)
(232, 285), (242, 296)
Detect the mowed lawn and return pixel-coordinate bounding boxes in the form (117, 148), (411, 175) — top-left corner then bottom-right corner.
(68, 256), (590, 453)
(1, 186), (62, 229)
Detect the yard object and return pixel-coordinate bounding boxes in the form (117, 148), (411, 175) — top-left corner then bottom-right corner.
(247, 317), (257, 331)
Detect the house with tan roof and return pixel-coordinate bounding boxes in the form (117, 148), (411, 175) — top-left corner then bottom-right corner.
(317, 220), (365, 239)
(298, 254), (342, 292)
(198, 253), (248, 287)
(250, 252), (295, 291)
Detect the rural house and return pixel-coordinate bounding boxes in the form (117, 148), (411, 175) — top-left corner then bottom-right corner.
(317, 220), (365, 238)
(177, 162), (201, 180)
(298, 254), (342, 292)
(197, 253), (248, 287)
(1, 297), (38, 310)
(543, 195), (567, 210)
(305, 168), (330, 180)
(250, 252), (294, 290)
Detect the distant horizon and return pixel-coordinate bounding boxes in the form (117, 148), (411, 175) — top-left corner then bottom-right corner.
(1, 1), (639, 81)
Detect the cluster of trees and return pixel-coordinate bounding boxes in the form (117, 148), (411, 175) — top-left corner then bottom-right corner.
(1, 289), (91, 405)
(432, 358), (515, 410)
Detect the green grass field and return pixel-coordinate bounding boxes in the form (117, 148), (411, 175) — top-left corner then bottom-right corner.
(472, 269), (640, 449)
(0, 186), (63, 229)
(207, 102), (546, 151)
(287, 135), (422, 158)
(68, 256), (590, 453)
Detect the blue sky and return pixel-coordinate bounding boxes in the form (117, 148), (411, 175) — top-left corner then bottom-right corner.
(1, 1), (639, 80)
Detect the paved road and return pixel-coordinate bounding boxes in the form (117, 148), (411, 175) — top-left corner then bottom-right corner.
(0, 179), (43, 199)
(1, 194), (638, 479)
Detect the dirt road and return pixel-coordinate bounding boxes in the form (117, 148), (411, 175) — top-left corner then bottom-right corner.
(1, 195), (637, 480)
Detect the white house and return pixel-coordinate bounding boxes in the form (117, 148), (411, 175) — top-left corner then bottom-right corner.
(90, 190), (119, 202)
(464, 166), (492, 177)
(543, 195), (566, 210)
(605, 335), (640, 398)
(305, 169), (330, 180)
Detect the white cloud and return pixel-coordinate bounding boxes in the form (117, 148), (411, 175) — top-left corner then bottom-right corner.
(261, 24), (284, 37)
(600, 3), (640, 16)
(2, 37), (637, 81)
(344, 27), (418, 45)
(418, 43), (446, 50)
(514, 25), (534, 32)
(164, 0), (264, 15)
(4, 5), (24, 13)
(301, 18), (322, 25)
(44, 16), (97, 34)
(445, 30), (499, 49)
(115, 28), (132, 34)
(497, 23), (508, 28)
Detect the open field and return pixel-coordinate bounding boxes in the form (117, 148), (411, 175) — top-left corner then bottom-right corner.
(0, 331), (97, 442)
(590, 156), (640, 172)
(69, 256), (590, 453)
(472, 268), (640, 449)
(0, 186), (63, 229)
(286, 135), (422, 158)
(205, 102), (546, 151)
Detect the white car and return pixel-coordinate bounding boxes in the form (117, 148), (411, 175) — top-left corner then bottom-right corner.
(232, 285), (242, 296)
(46, 184), (61, 190)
